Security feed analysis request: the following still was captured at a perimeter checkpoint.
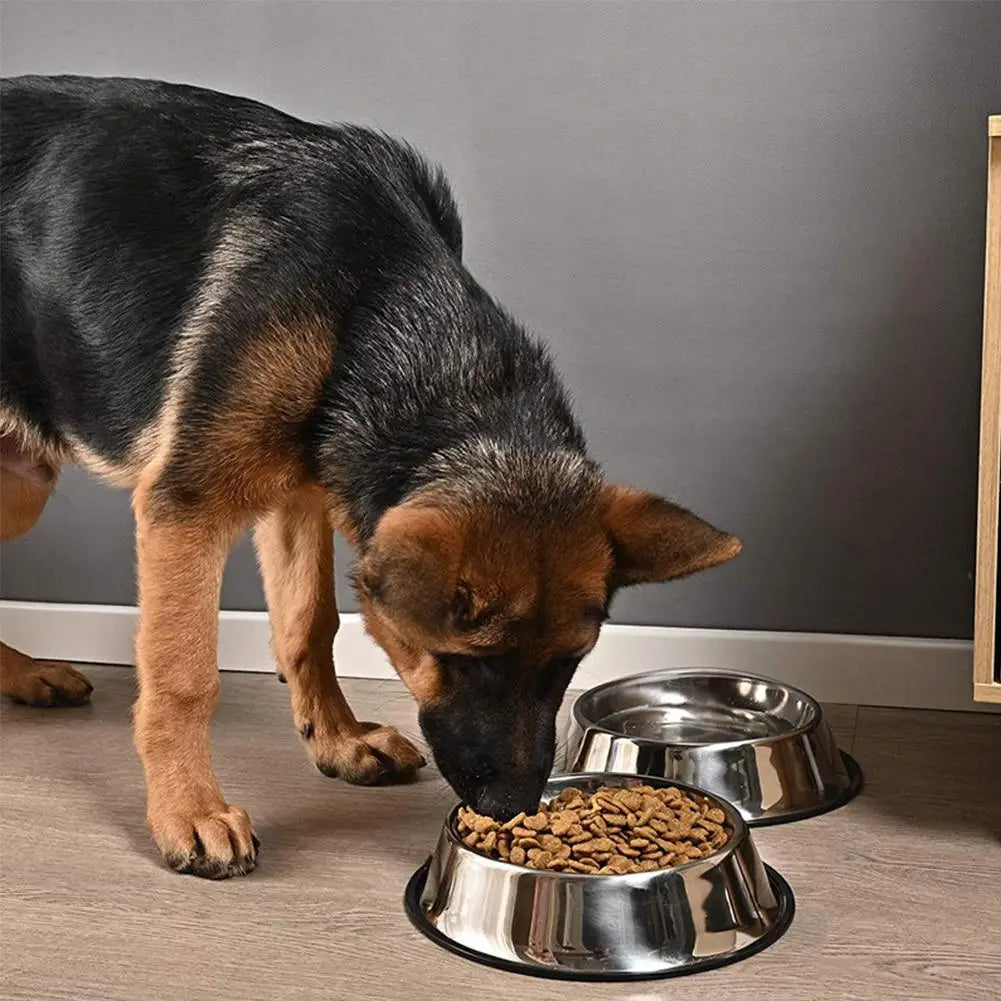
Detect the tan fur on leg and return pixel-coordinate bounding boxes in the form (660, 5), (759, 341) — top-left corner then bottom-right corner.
(133, 486), (258, 878)
(253, 486), (425, 784)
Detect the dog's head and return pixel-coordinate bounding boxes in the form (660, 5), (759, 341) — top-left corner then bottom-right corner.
(355, 483), (740, 819)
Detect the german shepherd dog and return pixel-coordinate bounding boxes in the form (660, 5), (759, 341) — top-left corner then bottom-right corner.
(1, 76), (741, 878)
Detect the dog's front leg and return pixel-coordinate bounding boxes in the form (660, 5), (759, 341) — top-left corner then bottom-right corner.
(132, 485), (258, 878)
(253, 487), (425, 784)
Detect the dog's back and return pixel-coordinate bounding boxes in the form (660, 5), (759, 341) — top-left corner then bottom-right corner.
(0, 75), (463, 482)
(2, 76), (280, 463)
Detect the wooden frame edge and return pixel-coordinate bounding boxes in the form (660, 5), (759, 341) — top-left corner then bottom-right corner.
(973, 116), (1001, 702)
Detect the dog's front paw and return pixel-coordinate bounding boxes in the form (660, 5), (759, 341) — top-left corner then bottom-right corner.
(3, 659), (93, 707)
(310, 722), (426, 785)
(150, 800), (259, 879)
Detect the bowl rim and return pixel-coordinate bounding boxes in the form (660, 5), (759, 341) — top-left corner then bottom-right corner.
(443, 771), (748, 880)
(570, 667), (826, 749)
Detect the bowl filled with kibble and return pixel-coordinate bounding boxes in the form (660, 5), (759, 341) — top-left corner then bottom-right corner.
(404, 773), (794, 980)
(568, 669), (863, 826)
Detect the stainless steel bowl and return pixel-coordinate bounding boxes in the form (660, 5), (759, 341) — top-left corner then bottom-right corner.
(568, 669), (862, 826)
(404, 773), (794, 981)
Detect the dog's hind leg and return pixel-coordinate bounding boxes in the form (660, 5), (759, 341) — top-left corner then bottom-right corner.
(0, 437), (93, 706)
(132, 482), (258, 878)
(253, 486), (425, 785)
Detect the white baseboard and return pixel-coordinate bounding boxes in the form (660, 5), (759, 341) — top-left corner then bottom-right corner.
(0, 599), (993, 713)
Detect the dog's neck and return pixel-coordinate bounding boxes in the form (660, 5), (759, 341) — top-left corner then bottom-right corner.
(310, 265), (599, 541)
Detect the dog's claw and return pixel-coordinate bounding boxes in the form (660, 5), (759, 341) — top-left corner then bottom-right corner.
(368, 745), (421, 785)
(165, 848), (258, 880)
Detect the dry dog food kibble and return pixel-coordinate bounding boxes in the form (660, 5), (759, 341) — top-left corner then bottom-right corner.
(456, 784), (730, 875)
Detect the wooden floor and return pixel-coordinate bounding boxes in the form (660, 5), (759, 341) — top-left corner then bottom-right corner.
(1, 665), (999, 1001)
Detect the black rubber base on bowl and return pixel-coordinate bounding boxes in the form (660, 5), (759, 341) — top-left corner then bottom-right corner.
(404, 862), (795, 982)
(747, 751), (864, 828)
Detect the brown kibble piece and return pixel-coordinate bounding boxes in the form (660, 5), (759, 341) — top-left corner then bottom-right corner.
(501, 812), (527, 831)
(550, 811), (580, 836)
(523, 813), (549, 831)
(616, 790), (644, 813)
(572, 837), (616, 856)
(509, 846), (526, 865)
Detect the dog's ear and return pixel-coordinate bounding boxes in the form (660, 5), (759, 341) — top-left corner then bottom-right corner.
(356, 503), (482, 638)
(600, 485), (741, 589)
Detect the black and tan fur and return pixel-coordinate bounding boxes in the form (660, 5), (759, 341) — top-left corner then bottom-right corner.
(1, 76), (741, 879)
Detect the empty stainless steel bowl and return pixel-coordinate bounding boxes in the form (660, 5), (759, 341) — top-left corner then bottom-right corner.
(568, 669), (862, 826)
(404, 773), (793, 981)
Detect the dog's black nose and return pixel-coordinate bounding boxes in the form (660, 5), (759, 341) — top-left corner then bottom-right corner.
(472, 783), (544, 822)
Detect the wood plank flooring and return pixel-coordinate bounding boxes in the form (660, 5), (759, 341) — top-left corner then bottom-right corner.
(1, 666), (998, 1001)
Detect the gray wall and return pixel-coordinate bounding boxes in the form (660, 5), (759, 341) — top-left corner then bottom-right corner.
(2, 1), (999, 638)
